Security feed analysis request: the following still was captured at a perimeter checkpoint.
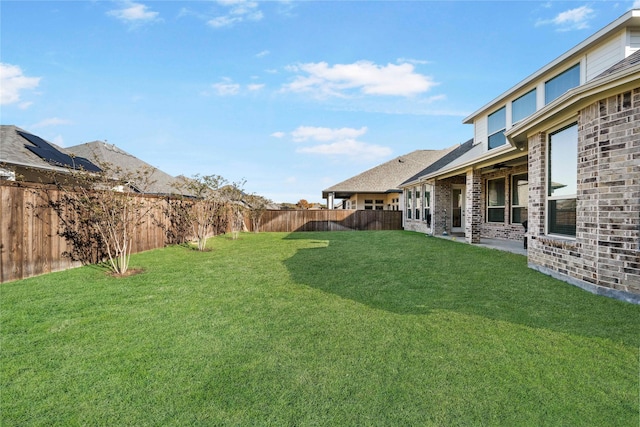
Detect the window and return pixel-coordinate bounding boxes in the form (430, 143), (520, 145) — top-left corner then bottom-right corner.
(414, 186), (421, 220)
(512, 174), (528, 224)
(375, 200), (384, 210)
(548, 123), (577, 236)
(512, 89), (536, 124)
(364, 199), (373, 210)
(487, 178), (505, 222)
(423, 185), (432, 227)
(545, 64), (580, 105)
(488, 106), (506, 149)
(406, 189), (412, 219)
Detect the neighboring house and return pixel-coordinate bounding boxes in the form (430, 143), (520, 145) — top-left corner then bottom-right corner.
(403, 9), (639, 301)
(322, 148), (455, 211)
(0, 125), (101, 183)
(66, 141), (187, 196)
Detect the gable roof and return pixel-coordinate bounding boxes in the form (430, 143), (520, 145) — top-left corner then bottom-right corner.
(322, 148), (455, 199)
(0, 125), (100, 177)
(401, 139), (475, 186)
(66, 141), (183, 196)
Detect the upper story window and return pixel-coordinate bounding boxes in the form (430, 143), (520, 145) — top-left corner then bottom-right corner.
(545, 64), (580, 105)
(548, 123), (578, 236)
(512, 89), (537, 124)
(488, 106), (506, 149)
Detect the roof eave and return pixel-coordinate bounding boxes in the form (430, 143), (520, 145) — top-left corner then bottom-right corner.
(463, 9), (640, 124)
(506, 64), (640, 144)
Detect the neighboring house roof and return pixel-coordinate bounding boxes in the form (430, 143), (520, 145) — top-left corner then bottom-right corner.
(401, 139), (475, 186)
(463, 9), (640, 124)
(66, 141), (183, 196)
(322, 148), (456, 199)
(0, 125), (100, 179)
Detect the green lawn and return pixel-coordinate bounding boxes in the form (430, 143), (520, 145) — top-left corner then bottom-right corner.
(2, 231), (638, 426)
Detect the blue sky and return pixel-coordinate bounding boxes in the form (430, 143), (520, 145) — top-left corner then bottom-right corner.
(2, 1), (638, 203)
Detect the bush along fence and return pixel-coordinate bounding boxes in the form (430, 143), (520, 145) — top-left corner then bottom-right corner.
(0, 182), (185, 283)
(1, 181), (403, 283)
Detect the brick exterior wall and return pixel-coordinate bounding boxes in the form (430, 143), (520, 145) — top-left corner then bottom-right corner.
(528, 88), (640, 300)
(479, 164), (528, 241)
(432, 176), (465, 235)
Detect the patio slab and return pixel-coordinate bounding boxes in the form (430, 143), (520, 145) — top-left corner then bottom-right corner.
(434, 234), (527, 256)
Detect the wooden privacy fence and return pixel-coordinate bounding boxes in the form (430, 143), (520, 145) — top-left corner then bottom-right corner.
(1, 182), (403, 283)
(1, 182), (175, 283)
(255, 210), (403, 232)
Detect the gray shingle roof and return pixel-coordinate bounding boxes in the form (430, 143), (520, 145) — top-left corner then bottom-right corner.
(66, 141), (183, 196)
(594, 49), (640, 79)
(0, 125), (92, 174)
(401, 139), (475, 186)
(322, 147), (456, 199)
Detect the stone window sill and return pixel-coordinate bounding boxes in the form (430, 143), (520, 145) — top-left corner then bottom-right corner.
(532, 234), (578, 250)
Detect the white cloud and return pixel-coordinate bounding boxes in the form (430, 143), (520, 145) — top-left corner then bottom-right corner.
(208, 0), (263, 28)
(297, 139), (392, 161)
(208, 15), (241, 28)
(51, 135), (65, 147)
(256, 50), (270, 58)
(282, 125), (391, 161)
(208, 78), (262, 95)
(396, 58), (431, 65)
(634, 0), (640, 8)
(108, 1), (160, 23)
(291, 126), (368, 142)
(536, 6), (595, 31)
(212, 78), (241, 95)
(31, 118), (72, 128)
(283, 60), (437, 98)
(0, 63), (41, 106)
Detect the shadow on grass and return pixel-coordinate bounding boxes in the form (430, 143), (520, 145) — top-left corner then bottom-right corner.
(283, 231), (640, 346)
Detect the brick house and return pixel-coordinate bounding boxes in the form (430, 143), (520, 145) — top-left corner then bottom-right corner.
(401, 9), (639, 302)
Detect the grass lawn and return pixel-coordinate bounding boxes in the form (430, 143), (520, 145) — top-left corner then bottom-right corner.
(2, 231), (639, 426)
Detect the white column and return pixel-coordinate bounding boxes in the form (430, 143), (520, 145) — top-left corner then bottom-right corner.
(327, 192), (334, 210)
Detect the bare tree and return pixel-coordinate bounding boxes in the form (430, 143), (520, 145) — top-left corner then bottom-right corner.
(220, 179), (246, 240)
(245, 193), (271, 232)
(42, 164), (157, 275)
(174, 174), (227, 251)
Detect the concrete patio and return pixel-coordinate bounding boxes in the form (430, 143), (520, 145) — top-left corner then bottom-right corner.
(435, 234), (527, 256)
